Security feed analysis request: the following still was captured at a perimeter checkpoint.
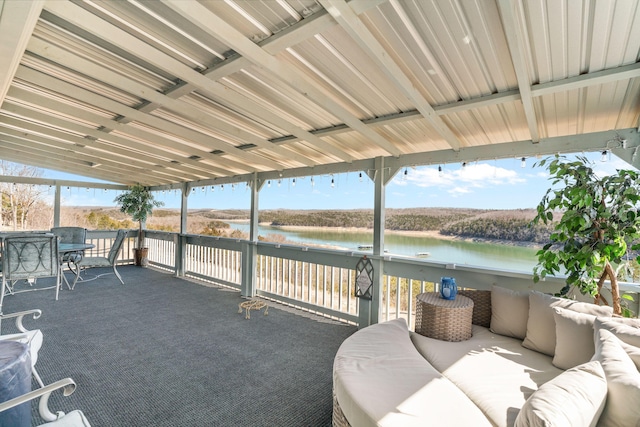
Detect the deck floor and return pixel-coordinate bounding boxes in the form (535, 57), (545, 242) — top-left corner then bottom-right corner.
(2, 266), (356, 426)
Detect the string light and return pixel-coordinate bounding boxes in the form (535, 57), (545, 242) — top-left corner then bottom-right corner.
(404, 168), (408, 179)
(268, 180), (271, 188)
(462, 162), (467, 168)
(311, 177), (315, 187)
(221, 184), (224, 191)
(601, 150), (608, 162)
(438, 165), (442, 174)
(331, 177), (335, 188)
(292, 178), (296, 187)
(521, 157), (526, 168)
(278, 179), (282, 187)
(359, 172), (363, 182)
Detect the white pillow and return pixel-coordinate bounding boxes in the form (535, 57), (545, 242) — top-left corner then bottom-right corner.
(514, 360), (607, 427)
(552, 307), (597, 370)
(523, 291), (612, 356)
(592, 328), (640, 427)
(594, 317), (640, 370)
(594, 317), (640, 347)
(490, 285), (529, 339)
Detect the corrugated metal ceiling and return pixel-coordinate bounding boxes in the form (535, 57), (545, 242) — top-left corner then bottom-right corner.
(0, 0), (638, 187)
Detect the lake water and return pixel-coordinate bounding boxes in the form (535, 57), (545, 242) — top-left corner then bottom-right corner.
(226, 222), (540, 273)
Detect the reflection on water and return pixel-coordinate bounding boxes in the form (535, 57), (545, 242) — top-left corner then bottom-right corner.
(227, 223), (539, 273)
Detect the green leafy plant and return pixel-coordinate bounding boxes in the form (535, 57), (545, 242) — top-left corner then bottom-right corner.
(532, 155), (640, 315)
(114, 184), (164, 249)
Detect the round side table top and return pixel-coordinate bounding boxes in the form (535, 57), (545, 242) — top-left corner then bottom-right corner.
(416, 292), (473, 309)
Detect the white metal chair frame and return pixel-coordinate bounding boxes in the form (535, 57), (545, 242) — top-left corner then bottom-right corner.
(75, 229), (126, 285)
(0, 377), (91, 426)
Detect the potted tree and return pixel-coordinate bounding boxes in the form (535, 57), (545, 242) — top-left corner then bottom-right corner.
(532, 155), (640, 316)
(114, 184), (164, 266)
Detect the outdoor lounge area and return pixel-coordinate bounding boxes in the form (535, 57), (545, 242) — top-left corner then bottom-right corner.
(1, 0), (640, 425)
(1, 265), (356, 426)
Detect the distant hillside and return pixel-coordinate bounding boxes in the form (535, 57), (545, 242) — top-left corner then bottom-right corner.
(66, 207), (554, 245)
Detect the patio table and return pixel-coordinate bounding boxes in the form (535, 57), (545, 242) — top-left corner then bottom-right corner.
(59, 243), (95, 290)
(415, 292), (474, 342)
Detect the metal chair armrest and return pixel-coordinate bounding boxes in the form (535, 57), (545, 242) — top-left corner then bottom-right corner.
(0, 309), (42, 333)
(0, 377), (76, 422)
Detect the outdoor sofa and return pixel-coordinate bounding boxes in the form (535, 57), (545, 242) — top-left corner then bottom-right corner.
(333, 286), (640, 426)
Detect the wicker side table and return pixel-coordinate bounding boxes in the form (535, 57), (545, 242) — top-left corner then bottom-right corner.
(415, 293), (474, 342)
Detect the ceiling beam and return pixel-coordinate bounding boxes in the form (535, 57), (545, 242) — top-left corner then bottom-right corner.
(151, 128), (640, 192)
(161, 0), (403, 157)
(0, 116), (182, 184)
(320, 0), (461, 151)
(42, 2), (330, 168)
(25, 33), (302, 171)
(0, 0), (43, 105)
(16, 66), (257, 175)
(497, 0), (540, 142)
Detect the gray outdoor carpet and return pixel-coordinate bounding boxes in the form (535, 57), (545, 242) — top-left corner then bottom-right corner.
(2, 266), (356, 426)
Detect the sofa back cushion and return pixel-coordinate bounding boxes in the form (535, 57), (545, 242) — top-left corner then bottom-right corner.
(522, 291), (613, 356)
(490, 285), (529, 339)
(552, 307), (597, 369)
(592, 328), (640, 427)
(514, 360), (607, 427)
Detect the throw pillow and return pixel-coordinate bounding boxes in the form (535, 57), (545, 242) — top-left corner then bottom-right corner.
(552, 307), (597, 370)
(523, 291), (612, 356)
(594, 317), (640, 347)
(592, 328), (640, 427)
(489, 285), (529, 339)
(514, 360), (607, 427)
(594, 317), (640, 370)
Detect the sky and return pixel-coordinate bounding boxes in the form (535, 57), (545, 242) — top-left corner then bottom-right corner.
(38, 151), (632, 211)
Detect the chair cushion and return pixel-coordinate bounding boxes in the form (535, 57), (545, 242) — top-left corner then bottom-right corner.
(514, 360), (607, 427)
(489, 285), (529, 339)
(522, 291), (612, 356)
(39, 410), (91, 427)
(592, 328), (640, 427)
(77, 257), (111, 268)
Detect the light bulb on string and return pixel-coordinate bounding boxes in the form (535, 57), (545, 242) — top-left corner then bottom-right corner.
(268, 180), (271, 188)
(438, 165), (442, 174)
(311, 177), (315, 187)
(521, 157), (526, 168)
(292, 178), (296, 187)
(331, 177), (335, 188)
(601, 150), (608, 162)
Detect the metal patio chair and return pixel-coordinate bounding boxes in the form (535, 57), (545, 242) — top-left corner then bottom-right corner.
(50, 227), (87, 265)
(75, 229), (126, 285)
(1, 234), (61, 304)
(0, 377), (91, 426)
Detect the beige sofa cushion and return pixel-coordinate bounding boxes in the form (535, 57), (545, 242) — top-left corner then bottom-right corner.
(592, 328), (640, 427)
(514, 360), (607, 427)
(334, 319), (491, 427)
(523, 291), (613, 356)
(595, 317), (640, 346)
(411, 325), (563, 427)
(552, 307), (597, 369)
(490, 285), (529, 339)
(594, 317), (640, 370)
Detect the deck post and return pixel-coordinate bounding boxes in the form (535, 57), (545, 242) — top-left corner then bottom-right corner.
(53, 184), (61, 227)
(242, 174), (262, 297)
(176, 183), (188, 277)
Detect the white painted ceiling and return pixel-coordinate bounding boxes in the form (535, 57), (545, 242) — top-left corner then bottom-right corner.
(0, 0), (639, 187)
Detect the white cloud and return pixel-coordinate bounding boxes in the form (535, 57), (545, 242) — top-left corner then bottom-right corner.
(394, 163), (525, 195)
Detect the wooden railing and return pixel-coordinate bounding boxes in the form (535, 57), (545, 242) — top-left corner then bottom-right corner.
(132, 231), (640, 327)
